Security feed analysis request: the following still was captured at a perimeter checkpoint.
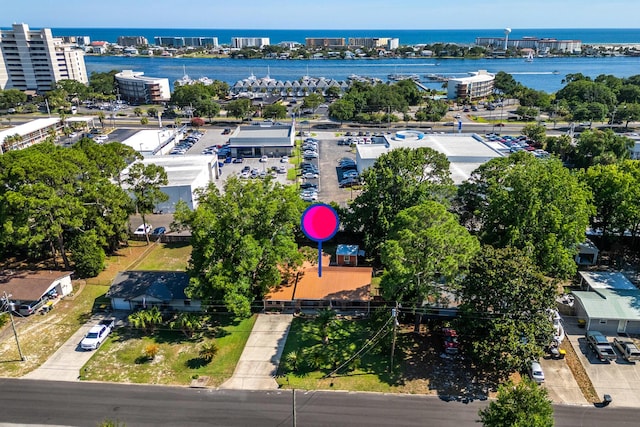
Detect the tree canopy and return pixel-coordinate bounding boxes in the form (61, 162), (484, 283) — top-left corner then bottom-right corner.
(0, 141), (135, 274)
(478, 378), (554, 427)
(173, 177), (307, 317)
(459, 246), (556, 379)
(343, 147), (455, 263)
(574, 128), (633, 169)
(456, 151), (593, 278)
(380, 201), (479, 304)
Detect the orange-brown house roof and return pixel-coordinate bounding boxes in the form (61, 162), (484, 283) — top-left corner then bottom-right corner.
(0, 270), (72, 301)
(266, 254), (372, 302)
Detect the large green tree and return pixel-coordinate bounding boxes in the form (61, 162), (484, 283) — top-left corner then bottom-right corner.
(380, 201), (479, 317)
(173, 177), (307, 317)
(457, 151), (593, 278)
(579, 160), (640, 238)
(574, 128), (633, 169)
(459, 246), (556, 379)
(344, 147), (455, 263)
(124, 163), (168, 244)
(225, 99), (252, 120)
(478, 378), (554, 427)
(0, 142), (133, 270)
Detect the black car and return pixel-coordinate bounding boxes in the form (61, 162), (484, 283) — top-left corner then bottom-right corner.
(339, 177), (360, 188)
(300, 182), (318, 190)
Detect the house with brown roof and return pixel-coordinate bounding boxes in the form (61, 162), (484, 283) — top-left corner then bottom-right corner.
(263, 254), (372, 313)
(0, 271), (73, 304)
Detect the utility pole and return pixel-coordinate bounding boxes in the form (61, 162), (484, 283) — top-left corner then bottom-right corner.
(2, 291), (25, 361)
(292, 388), (297, 427)
(390, 302), (398, 374)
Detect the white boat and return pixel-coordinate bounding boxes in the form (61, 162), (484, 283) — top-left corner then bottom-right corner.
(525, 51), (534, 62)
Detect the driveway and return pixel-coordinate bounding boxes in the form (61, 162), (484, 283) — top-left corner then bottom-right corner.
(221, 314), (292, 390)
(22, 313), (126, 382)
(539, 355), (588, 405)
(564, 317), (640, 407)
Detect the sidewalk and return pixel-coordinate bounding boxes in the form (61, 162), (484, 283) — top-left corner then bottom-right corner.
(220, 313), (293, 390)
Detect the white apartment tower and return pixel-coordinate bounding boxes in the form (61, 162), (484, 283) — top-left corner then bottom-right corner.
(0, 23), (88, 93)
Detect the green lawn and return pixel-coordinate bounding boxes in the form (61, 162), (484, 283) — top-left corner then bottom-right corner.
(276, 315), (404, 393)
(81, 314), (256, 386)
(132, 242), (192, 271)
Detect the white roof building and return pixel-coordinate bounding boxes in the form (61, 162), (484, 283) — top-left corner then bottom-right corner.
(115, 70), (170, 104)
(355, 131), (504, 185)
(120, 154), (219, 213)
(0, 118), (61, 151)
(120, 129), (181, 157)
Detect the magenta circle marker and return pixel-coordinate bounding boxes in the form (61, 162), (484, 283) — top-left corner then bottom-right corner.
(301, 203), (339, 277)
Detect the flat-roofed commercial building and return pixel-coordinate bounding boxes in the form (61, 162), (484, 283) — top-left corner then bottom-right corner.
(447, 70), (495, 100)
(305, 38), (346, 48)
(0, 118), (61, 152)
(228, 122), (295, 158)
(0, 23), (87, 92)
(231, 37), (270, 49)
(115, 70), (170, 104)
(120, 154), (219, 213)
(355, 131), (504, 185)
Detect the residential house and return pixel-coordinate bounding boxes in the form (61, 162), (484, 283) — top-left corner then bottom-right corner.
(0, 270), (73, 306)
(107, 271), (201, 312)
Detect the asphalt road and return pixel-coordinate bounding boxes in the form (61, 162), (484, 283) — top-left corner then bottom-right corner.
(0, 378), (639, 427)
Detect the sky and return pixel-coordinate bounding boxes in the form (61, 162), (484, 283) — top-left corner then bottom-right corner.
(3, 0), (640, 29)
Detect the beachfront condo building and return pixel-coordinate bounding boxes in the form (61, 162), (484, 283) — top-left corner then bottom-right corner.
(115, 70), (170, 105)
(0, 23), (88, 93)
(231, 37), (270, 49)
(306, 38), (346, 48)
(447, 70), (495, 101)
(348, 38), (400, 50)
(154, 36), (218, 48)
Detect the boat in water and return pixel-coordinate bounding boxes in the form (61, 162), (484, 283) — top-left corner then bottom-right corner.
(388, 73), (420, 82)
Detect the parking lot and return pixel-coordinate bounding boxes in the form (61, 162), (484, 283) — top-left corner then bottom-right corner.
(565, 319), (640, 407)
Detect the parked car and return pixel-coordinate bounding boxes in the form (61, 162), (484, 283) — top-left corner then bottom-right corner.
(222, 128), (231, 135)
(232, 157), (244, 163)
(304, 152), (318, 159)
(277, 166), (287, 174)
(613, 337), (640, 362)
(260, 155), (268, 162)
(151, 227), (166, 236)
(300, 182), (318, 190)
(342, 170), (359, 179)
(303, 172), (319, 179)
(339, 177), (360, 188)
(528, 360), (545, 384)
(81, 318), (115, 351)
(442, 328), (459, 354)
(17, 300), (47, 316)
(134, 224), (152, 235)
(586, 330), (617, 361)
(280, 156), (289, 163)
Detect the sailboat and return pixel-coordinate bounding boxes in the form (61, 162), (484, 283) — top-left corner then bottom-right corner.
(525, 51), (534, 62)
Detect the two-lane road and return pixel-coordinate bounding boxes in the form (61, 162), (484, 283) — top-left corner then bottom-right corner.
(0, 378), (638, 427)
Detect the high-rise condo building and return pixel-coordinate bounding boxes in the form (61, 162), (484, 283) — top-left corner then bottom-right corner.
(0, 23), (88, 93)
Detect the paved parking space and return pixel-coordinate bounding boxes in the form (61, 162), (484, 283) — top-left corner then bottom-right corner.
(538, 355), (588, 405)
(316, 131), (359, 206)
(565, 318), (640, 407)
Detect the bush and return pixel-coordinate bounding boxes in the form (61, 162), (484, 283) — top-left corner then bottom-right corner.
(144, 343), (160, 360)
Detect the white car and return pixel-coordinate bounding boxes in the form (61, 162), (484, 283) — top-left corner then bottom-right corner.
(303, 172), (319, 179)
(134, 224), (152, 235)
(260, 155), (268, 162)
(280, 156), (289, 163)
(528, 360), (545, 384)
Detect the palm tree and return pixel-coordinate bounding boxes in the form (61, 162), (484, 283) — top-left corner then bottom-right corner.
(315, 308), (336, 345)
(133, 107), (143, 117)
(199, 340), (219, 362)
(170, 312), (204, 338)
(128, 306), (163, 334)
(97, 111), (105, 128)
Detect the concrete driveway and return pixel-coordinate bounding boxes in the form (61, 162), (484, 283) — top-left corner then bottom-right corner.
(565, 318), (640, 407)
(22, 314), (125, 382)
(221, 314), (292, 390)
(539, 355), (588, 405)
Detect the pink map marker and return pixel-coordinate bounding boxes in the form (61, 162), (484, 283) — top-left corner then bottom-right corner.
(301, 203), (340, 277)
